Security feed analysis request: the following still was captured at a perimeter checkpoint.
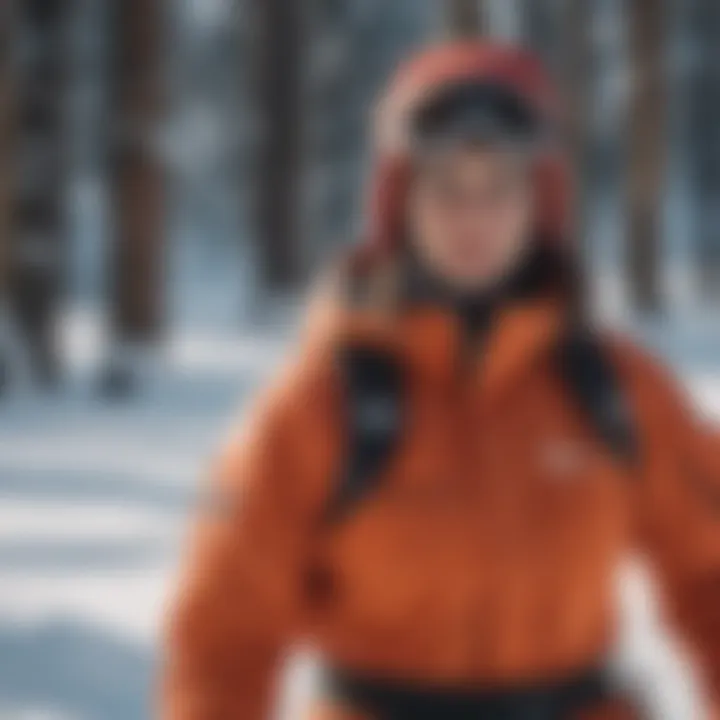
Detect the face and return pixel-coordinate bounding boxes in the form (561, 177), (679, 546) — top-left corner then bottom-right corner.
(407, 144), (535, 291)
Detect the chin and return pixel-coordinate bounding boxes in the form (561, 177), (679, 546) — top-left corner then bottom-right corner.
(448, 269), (498, 291)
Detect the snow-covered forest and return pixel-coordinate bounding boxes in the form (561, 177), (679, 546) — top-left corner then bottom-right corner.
(1, 0), (720, 718)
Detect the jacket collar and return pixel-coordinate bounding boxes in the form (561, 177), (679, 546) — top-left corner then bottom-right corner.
(313, 252), (570, 407)
(335, 296), (566, 406)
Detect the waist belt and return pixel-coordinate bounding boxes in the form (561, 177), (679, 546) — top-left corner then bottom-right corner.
(322, 664), (611, 720)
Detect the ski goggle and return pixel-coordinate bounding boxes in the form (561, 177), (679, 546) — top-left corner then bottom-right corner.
(409, 80), (548, 153)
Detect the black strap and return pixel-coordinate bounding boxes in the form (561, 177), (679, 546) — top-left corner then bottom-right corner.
(323, 345), (405, 524)
(323, 663), (612, 720)
(556, 326), (639, 466)
(327, 328), (639, 523)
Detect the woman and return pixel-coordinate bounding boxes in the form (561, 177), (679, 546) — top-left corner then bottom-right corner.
(163, 43), (720, 719)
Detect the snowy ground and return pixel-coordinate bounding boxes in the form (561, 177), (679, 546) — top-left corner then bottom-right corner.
(0, 309), (719, 720)
(0, 310), (295, 720)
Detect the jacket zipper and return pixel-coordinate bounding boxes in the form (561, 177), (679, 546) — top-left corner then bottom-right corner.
(452, 315), (487, 674)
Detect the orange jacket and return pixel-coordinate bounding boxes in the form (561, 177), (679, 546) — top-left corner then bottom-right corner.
(162, 43), (720, 720)
(162, 284), (720, 719)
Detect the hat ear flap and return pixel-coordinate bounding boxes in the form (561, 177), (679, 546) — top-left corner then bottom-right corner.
(364, 156), (413, 256)
(534, 156), (573, 244)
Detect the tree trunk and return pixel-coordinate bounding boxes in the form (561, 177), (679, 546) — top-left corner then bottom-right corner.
(0, 0), (15, 305)
(524, 0), (560, 74)
(12, 0), (68, 386)
(305, 1), (361, 262)
(446, 0), (486, 37)
(560, 0), (594, 249)
(626, 0), (667, 314)
(687, 0), (720, 300)
(108, 0), (166, 344)
(252, 0), (305, 291)
(0, 0), (16, 393)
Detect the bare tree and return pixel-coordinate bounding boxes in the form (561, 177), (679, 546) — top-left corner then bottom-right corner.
(524, 0), (562, 73)
(304, 1), (367, 263)
(0, 0), (16, 392)
(99, 0), (166, 396)
(560, 0), (594, 248)
(12, 0), (68, 386)
(108, 0), (166, 343)
(251, 0), (305, 291)
(626, 0), (667, 314)
(687, 0), (720, 300)
(305, 0), (433, 261)
(0, 0), (15, 308)
(446, 0), (486, 37)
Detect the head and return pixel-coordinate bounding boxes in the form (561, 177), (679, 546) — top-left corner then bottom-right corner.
(363, 42), (571, 295)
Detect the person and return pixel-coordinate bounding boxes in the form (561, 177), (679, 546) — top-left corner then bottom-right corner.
(162, 42), (720, 720)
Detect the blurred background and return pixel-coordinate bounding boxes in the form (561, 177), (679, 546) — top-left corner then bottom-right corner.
(1, 0), (720, 718)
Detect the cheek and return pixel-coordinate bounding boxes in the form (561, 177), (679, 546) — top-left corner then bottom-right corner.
(490, 209), (528, 251)
(408, 195), (456, 251)
(474, 199), (533, 254)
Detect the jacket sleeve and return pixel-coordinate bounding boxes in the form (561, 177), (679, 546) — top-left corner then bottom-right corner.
(631, 354), (720, 711)
(161, 366), (328, 719)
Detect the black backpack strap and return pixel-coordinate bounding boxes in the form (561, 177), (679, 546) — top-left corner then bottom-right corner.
(324, 329), (637, 527)
(323, 345), (405, 524)
(556, 325), (639, 466)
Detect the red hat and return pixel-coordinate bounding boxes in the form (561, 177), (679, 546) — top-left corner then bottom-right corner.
(362, 41), (571, 261)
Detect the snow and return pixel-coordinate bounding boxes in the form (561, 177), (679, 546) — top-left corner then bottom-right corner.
(0, 307), (718, 719)
(0, 308), (291, 720)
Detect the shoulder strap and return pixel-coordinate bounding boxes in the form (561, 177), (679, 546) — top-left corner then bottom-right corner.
(556, 325), (639, 466)
(324, 345), (405, 524)
(325, 328), (637, 526)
